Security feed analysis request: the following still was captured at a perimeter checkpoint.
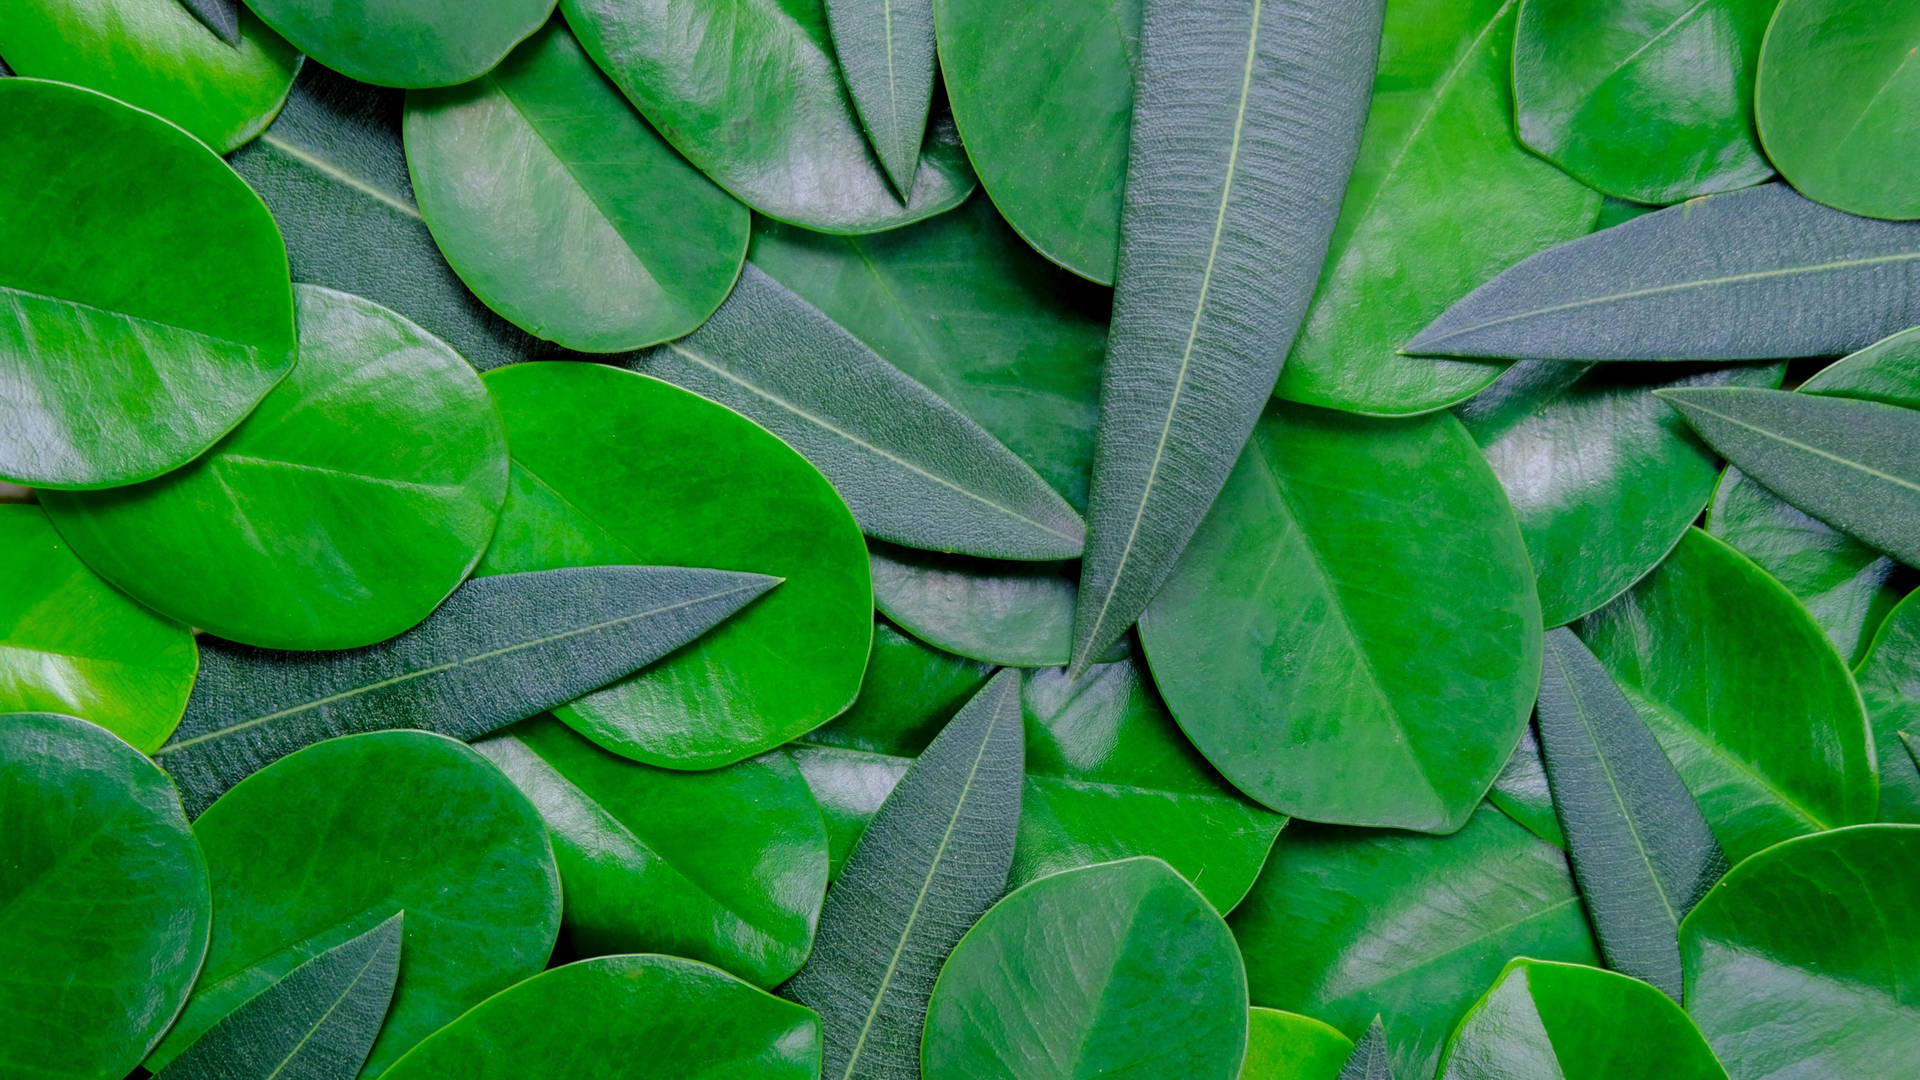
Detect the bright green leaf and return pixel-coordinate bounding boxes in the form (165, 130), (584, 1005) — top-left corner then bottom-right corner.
(1241, 1009), (1354, 1080)
(1851, 589), (1920, 822)
(242, 0), (553, 88)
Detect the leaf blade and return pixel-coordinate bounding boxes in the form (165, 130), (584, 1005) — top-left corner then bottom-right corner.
(1339, 1018), (1394, 1080)
(827, 0), (936, 194)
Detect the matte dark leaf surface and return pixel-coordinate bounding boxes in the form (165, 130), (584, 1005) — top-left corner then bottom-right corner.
(1535, 628), (1729, 999)
(155, 566), (779, 816)
(1408, 184), (1920, 362)
(870, 544), (1077, 667)
(155, 913), (403, 1080)
(0, 713), (210, 1080)
(1852, 589), (1920, 823)
(921, 858), (1249, 1080)
(1337, 1021), (1392, 1080)
(0, 78), (296, 489)
(1241, 1009), (1354, 1080)
(786, 668), (1024, 1080)
(243, 0), (553, 88)
(1072, 0), (1383, 670)
(43, 284), (509, 652)
(176, 0), (241, 44)
(623, 267), (1084, 561)
(827, 0), (935, 193)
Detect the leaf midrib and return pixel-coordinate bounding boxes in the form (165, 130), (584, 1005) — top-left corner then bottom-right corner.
(1669, 392), (1920, 496)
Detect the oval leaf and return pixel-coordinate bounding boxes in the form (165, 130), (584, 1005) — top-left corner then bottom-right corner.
(1243, 1008), (1354, 1080)
(1852, 589), (1920, 822)
(827, 0), (934, 193)
(243, 0), (553, 88)
(870, 544), (1077, 667)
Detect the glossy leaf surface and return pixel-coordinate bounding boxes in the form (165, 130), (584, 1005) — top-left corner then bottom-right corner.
(786, 669), (1024, 1080)
(1681, 825), (1920, 1079)
(1230, 805), (1598, 1080)
(1513, 0), (1774, 204)
(156, 566), (779, 816)
(0, 713), (210, 1080)
(1852, 589), (1920, 822)
(151, 732), (560, 1077)
(405, 20), (748, 353)
(623, 266), (1084, 560)
(827, 0), (934, 192)
(1536, 628), (1728, 999)
(1436, 959), (1727, 1079)
(1272, 0), (1602, 415)
(383, 956), (822, 1080)
(477, 716), (827, 987)
(871, 544), (1076, 667)
(477, 362), (871, 768)
(1488, 725), (1566, 848)
(1140, 403), (1542, 832)
(922, 857), (1249, 1080)
(0, 0), (299, 152)
(1242, 1009), (1353, 1080)
(244, 0), (552, 88)
(932, 0), (1139, 282)
(0, 504), (196, 753)
(43, 285), (508, 651)
(1579, 529), (1878, 862)
(0, 78), (296, 489)
(561, 0), (975, 233)
(155, 913), (403, 1080)
(1072, 0), (1382, 670)
(1408, 184), (1920, 361)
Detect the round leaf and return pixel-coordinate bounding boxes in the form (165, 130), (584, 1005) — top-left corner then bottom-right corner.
(42, 284), (509, 651)
(1242, 1009), (1354, 1080)
(1851, 590), (1920, 822)
(871, 543), (1076, 667)
(242, 0), (553, 88)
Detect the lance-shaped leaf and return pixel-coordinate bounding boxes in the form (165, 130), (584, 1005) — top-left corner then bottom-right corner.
(175, 0), (242, 44)
(1070, 0), (1381, 671)
(827, 0), (934, 195)
(623, 266), (1083, 561)
(1535, 627), (1728, 999)
(785, 667), (1024, 1080)
(155, 913), (403, 1080)
(1407, 184), (1920, 361)
(1339, 1020), (1393, 1080)
(1660, 386), (1920, 568)
(155, 566), (780, 816)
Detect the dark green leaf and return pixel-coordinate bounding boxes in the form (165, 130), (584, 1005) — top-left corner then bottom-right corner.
(1337, 1020), (1392, 1080)
(154, 913), (403, 1080)
(243, 0), (552, 88)
(827, 0), (934, 193)
(922, 857), (1249, 1080)
(1488, 725), (1566, 849)
(1407, 184), (1920, 361)
(786, 668), (1024, 1080)
(1072, 0), (1383, 670)
(561, 0), (975, 233)
(155, 566), (780, 816)
(0, 713), (210, 1080)
(1139, 403), (1542, 832)
(1536, 627), (1728, 999)
(1680, 824), (1920, 1078)
(42, 285), (508, 652)
(1242, 1009), (1354, 1080)
(1851, 589), (1920, 822)
(871, 543), (1076, 667)
(176, 0), (241, 44)
(622, 266), (1084, 560)
(0, 77), (296, 489)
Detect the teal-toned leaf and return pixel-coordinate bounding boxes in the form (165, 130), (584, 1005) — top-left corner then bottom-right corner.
(1338, 1020), (1392, 1080)
(870, 543), (1076, 667)
(1408, 184), (1920, 361)
(1071, 0), (1384, 670)
(622, 267), (1084, 561)
(1536, 627), (1728, 998)
(1851, 590), (1920, 822)
(242, 0), (552, 88)
(786, 668), (1024, 1080)
(1488, 725), (1566, 848)
(177, 0), (241, 44)
(155, 913), (403, 1080)
(828, 0), (934, 194)
(1241, 1009), (1354, 1080)
(154, 566), (779, 816)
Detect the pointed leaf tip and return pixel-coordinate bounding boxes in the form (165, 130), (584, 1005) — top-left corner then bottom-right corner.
(1338, 1018), (1394, 1080)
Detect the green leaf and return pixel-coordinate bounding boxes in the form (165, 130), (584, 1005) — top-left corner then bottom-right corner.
(1512, 0), (1775, 204)
(1578, 529), (1879, 862)
(1407, 184), (1920, 361)
(1459, 359), (1784, 627)
(1072, 0), (1382, 670)
(1851, 590), (1920, 822)
(622, 266), (1084, 560)
(1680, 824), (1920, 1078)
(1272, 0), (1602, 415)
(922, 857), (1249, 1080)
(1436, 959), (1728, 1079)
(1139, 402), (1542, 832)
(0, 0), (298, 151)
(1488, 725), (1567, 849)
(931, 0), (1139, 283)
(154, 913), (404, 1080)
(242, 0), (552, 88)
(1241, 1009), (1354, 1080)
(0, 504), (196, 753)
(476, 361), (872, 768)
(871, 543), (1076, 667)
(1535, 627), (1728, 999)
(1757, 0), (1920, 219)
(476, 715), (828, 987)
(148, 731), (560, 1077)
(1230, 805), (1599, 1080)
(1660, 385), (1920, 568)
(827, 0), (934, 194)
(1906, 731), (1920, 772)
(561, 0), (976, 233)
(0, 713), (210, 1080)
(1337, 1021), (1392, 1080)
(42, 284), (508, 652)
(404, 19), (748, 353)
(154, 566), (780, 816)
(0, 78), (296, 489)
(786, 668), (1024, 1080)
(383, 956), (822, 1079)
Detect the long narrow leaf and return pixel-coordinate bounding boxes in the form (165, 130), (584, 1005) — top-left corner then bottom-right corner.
(826, 0), (935, 193)
(1340, 1018), (1395, 1080)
